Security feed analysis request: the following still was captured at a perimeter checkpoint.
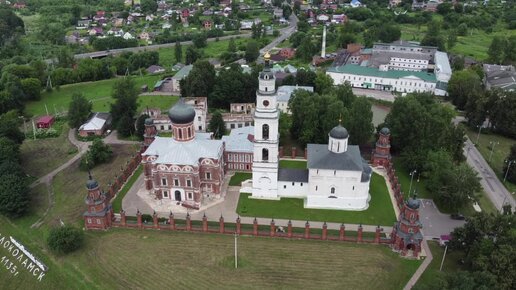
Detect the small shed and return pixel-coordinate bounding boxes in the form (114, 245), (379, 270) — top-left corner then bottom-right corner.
(36, 115), (55, 129)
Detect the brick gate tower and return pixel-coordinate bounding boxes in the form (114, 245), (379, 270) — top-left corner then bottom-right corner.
(371, 127), (391, 167)
(83, 171), (113, 230)
(390, 195), (423, 257)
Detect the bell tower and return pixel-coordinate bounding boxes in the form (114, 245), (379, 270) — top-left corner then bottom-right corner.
(252, 52), (279, 199)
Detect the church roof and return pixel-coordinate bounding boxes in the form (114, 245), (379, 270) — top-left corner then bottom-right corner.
(329, 125), (349, 139)
(307, 144), (363, 171)
(278, 168), (309, 182)
(221, 126), (254, 153)
(143, 136), (223, 166)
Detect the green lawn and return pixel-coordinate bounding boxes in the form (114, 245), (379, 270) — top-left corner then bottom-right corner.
(466, 128), (516, 194)
(112, 165), (142, 213)
(229, 172), (252, 186)
(279, 160), (307, 169)
(415, 241), (465, 289)
(237, 173), (397, 226)
(20, 123), (76, 178)
(24, 75), (171, 117)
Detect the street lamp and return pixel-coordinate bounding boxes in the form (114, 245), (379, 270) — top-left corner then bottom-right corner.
(475, 125), (483, 145)
(489, 141), (499, 163)
(504, 160), (515, 183)
(408, 169), (417, 196)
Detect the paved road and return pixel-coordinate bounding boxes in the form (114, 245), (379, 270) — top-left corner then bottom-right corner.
(464, 137), (516, 211)
(419, 199), (465, 239)
(260, 14), (298, 54)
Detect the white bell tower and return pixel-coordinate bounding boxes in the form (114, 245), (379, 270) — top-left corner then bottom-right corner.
(252, 52), (279, 199)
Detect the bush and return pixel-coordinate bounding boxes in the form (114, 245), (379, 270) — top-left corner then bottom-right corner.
(47, 225), (84, 254)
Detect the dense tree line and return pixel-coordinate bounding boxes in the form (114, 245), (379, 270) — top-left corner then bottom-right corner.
(110, 77), (139, 137)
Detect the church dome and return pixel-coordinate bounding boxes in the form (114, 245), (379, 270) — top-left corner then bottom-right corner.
(145, 118), (154, 125)
(329, 125), (349, 139)
(86, 179), (98, 190)
(407, 197), (421, 209)
(380, 127), (390, 135)
(168, 101), (195, 124)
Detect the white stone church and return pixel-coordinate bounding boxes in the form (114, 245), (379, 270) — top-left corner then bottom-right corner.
(251, 53), (372, 210)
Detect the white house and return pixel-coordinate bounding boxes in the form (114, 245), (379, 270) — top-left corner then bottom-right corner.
(123, 32), (135, 40)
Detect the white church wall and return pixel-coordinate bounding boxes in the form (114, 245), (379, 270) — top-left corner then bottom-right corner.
(305, 195), (370, 210)
(278, 180), (308, 197)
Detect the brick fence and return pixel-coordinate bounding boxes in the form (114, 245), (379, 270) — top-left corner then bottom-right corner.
(384, 161), (405, 210)
(112, 211), (391, 244)
(106, 153), (142, 201)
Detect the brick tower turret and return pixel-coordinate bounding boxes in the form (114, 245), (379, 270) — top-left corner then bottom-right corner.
(371, 127), (391, 167)
(391, 195), (423, 257)
(83, 171), (113, 230)
(143, 118), (157, 149)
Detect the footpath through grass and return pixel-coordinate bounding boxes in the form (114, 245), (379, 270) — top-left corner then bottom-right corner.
(237, 173), (396, 226)
(24, 75), (178, 117)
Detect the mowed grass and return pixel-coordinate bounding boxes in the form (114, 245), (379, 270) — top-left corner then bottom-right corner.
(48, 144), (139, 227)
(20, 123), (76, 178)
(24, 75), (175, 117)
(112, 165), (142, 213)
(415, 241), (464, 288)
(229, 172), (252, 186)
(279, 159), (307, 169)
(237, 173), (397, 226)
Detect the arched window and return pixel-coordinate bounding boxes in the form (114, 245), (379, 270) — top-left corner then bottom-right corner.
(262, 124), (269, 140)
(262, 148), (269, 161)
(178, 128), (182, 139)
(188, 127), (191, 138)
(331, 187), (335, 194)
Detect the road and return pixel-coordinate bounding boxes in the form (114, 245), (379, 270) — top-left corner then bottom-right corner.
(73, 14), (298, 60)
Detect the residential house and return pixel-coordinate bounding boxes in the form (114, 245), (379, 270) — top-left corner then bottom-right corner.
(89, 27), (104, 36)
(123, 32), (135, 40)
(279, 48), (296, 59)
(483, 64), (516, 91)
(331, 14), (347, 24)
(107, 28), (124, 37)
(146, 65), (166, 74)
(76, 19), (92, 29)
(350, 0), (363, 7)
(203, 20), (213, 30)
(114, 18), (125, 28)
(78, 112), (112, 137)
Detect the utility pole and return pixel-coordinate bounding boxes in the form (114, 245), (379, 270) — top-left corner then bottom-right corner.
(504, 160), (515, 183)
(408, 169), (417, 196)
(234, 232), (238, 269)
(439, 243), (448, 271)
(45, 104), (49, 115)
(475, 125), (482, 145)
(31, 119), (36, 140)
(489, 141), (499, 162)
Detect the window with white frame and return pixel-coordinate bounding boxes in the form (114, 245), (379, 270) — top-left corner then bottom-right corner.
(174, 178), (179, 186)
(186, 179), (192, 187)
(188, 192), (193, 199)
(97, 219), (101, 224)
(161, 177), (167, 186)
(206, 172), (211, 180)
(163, 191), (169, 198)
(87, 218), (92, 223)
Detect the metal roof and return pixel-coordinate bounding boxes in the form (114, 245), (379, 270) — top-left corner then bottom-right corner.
(278, 168), (309, 182)
(221, 126), (254, 153)
(143, 136), (223, 166)
(327, 64), (437, 83)
(307, 144), (363, 171)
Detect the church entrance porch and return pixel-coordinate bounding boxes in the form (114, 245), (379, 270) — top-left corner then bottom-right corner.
(175, 190), (182, 201)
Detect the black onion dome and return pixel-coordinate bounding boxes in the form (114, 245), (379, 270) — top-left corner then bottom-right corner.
(380, 127), (390, 135)
(329, 125), (349, 139)
(86, 179), (98, 190)
(168, 101), (195, 124)
(145, 118), (154, 125)
(407, 197), (421, 209)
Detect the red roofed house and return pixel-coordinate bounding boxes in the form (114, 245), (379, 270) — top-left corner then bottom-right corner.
(279, 48), (296, 59)
(36, 115), (55, 129)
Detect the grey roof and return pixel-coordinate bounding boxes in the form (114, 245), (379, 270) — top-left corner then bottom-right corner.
(434, 51), (451, 76)
(172, 64), (193, 80)
(221, 126), (254, 153)
(145, 118), (154, 125)
(483, 64), (516, 91)
(86, 179), (98, 190)
(380, 127), (390, 135)
(143, 136), (223, 166)
(407, 197), (421, 209)
(168, 101), (196, 124)
(278, 168), (309, 182)
(276, 85), (314, 102)
(307, 144), (363, 171)
(361, 164), (372, 182)
(329, 125), (349, 139)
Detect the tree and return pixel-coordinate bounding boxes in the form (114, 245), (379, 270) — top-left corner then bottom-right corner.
(192, 33), (207, 48)
(208, 111), (226, 139)
(110, 78), (138, 137)
(282, 4), (292, 19)
(68, 93), (92, 129)
(0, 173), (29, 218)
(20, 78), (41, 101)
(489, 90), (516, 138)
(377, 25), (401, 43)
(0, 136), (19, 163)
(420, 21), (445, 51)
(447, 30), (458, 50)
(447, 70), (482, 110)
(181, 61), (216, 98)
(136, 114), (150, 140)
(244, 40), (260, 63)
(210, 64), (257, 108)
(174, 40), (182, 63)
(140, 0), (158, 14)
(503, 145), (516, 183)
(81, 139), (113, 170)
(296, 35), (316, 61)
(314, 72), (334, 94)
(0, 8), (24, 47)
(185, 46), (200, 65)
(437, 163), (480, 212)
(487, 36), (506, 64)
(0, 110), (24, 144)
(47, 225), (84, 254)
(227, 38), (237, 53)
(347, 97), (374, 146)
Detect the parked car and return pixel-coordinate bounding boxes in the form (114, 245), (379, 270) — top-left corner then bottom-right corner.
(450, 213), (465, 220)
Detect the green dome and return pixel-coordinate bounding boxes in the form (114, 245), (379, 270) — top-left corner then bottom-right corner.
(329, 125), (349, 139)
(168, 101), (195, 124)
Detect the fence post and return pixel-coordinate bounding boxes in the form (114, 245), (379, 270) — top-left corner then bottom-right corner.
(322, 222), (327, 240)
(186, 212), (192, 231)
(236, 216), (241, 235)
(253, 218), (258, 236)
(291, 147), (296, 159)
(219, 215), (224, 234)
(374, 226), (382, 244)
(120, 209), (126, 227)
(202, 213), (208, 232)
(137, 210), (142, 229)
(339, 223), (345, 241)
(357, 224), (363, 243)
(287, 220), (292, 238)
(304, 221), (310, 239)
(169, 211), (175, 230)
(270, 219), (275, 237)
(153, 211), (158, 229)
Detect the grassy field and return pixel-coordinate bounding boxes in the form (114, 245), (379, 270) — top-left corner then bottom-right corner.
(279, 160), (307, 169)
(237, 173), (396, 226)
(415, 241), (464, 289)
(0, 226), (420, 290)
(112, 165), (142, 213)
(20, 123), (77, 178)
(24, 75), (179, 117)
(229, 172), (252, 186)
(466, 128), (516, 195)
